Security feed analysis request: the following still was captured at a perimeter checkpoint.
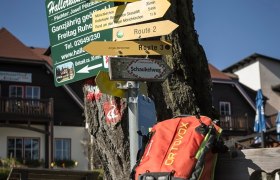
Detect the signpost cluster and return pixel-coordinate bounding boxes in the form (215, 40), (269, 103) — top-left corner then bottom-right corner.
(46, 0), (178, 170)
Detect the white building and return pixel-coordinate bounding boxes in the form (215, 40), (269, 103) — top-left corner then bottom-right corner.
(0, 28), (89, 170)
(223, 53), (280, 119)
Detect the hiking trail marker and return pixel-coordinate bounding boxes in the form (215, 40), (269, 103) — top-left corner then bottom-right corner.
(112, 20), (178, 41)
(109, 57), (173, 81)
(92, 0), (170, 32)
(83, 40), (172, 56)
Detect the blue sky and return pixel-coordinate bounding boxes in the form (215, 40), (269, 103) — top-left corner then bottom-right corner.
(0, 0), (280, 70)
(194, 0), (280, 69)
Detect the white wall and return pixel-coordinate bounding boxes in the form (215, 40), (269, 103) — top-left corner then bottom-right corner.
(54, 126), (89, 170)
(234, 61), (261, 91)
(259, 59), (280, 114)
(0, 125), (89, 170)
(233, 57), (280, 115)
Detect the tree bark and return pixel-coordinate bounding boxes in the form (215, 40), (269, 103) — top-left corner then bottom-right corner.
(83, 0), (212, 179)
(149, 0), (212, 121)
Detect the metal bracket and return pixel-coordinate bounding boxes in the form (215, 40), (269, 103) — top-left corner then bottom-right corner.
(116, 81), (140, 90)
(129, 97), (138, 103)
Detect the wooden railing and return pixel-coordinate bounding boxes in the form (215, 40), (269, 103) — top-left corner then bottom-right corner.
(0, 97), (53, 121)
(219, 114), (250, 131)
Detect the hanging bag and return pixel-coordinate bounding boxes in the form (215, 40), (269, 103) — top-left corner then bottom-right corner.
(131, 115), (224, 180)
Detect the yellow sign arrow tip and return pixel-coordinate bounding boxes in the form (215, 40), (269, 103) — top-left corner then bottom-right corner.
(95, 71), (127, 98)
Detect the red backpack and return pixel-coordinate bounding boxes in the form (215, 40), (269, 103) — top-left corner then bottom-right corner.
(131, 115), (225, 180)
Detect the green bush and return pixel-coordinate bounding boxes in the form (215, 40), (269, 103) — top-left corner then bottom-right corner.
(0, 168), (10, 180)
(93, 169), (104, 180)
(0, 158), (21, 168)
(1, 158), (43, 168)
(24, 159), (42, 168)
(54, 159), (76, 168)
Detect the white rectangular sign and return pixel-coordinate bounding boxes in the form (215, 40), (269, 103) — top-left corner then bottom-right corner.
(0, 71), (32, 83)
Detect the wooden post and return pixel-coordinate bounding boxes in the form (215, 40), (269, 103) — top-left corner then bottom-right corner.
(261, 131), (265, 148)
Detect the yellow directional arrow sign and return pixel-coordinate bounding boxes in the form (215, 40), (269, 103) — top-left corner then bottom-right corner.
(83, 40), (172, 56)
(113, 20), (179, 41)
(92, 0), (170, 32)
(95, 71), (148, 97)
(95, 71), (127, 98)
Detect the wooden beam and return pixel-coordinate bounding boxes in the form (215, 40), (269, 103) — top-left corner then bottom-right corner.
(0, 123), (48, 134)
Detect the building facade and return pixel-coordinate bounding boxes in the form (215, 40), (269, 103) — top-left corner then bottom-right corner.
(0, 28), (88, 170)
(223, 53), (280, 125)
(209, 64), (256, 136)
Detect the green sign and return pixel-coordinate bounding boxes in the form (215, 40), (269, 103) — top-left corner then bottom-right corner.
(45, 0), (114, 86)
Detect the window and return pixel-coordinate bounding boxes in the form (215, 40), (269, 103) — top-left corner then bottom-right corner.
(7, 137), (40, 161)
(9, 85), (40, 99)
(54, 139), (71, 160)
(26, 86), (40, 99)
(219, 101), (231, 116)
(9, 85), (24, 98)
(219, 101), (233, 129)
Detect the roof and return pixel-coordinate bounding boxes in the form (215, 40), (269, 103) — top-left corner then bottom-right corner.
(30, 47), (52, 66)
(208, 64), (231, 80)
(209, 64), (256, 110)
(0, 28), (45, 61)
(0, 28), (83, 109)
(223, 53), (280, 73)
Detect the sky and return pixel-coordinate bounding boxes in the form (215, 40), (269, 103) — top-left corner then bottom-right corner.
(0, 0), (280, 70)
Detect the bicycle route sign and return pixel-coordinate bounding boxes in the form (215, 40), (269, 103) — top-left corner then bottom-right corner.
(45, 0), (113, 86)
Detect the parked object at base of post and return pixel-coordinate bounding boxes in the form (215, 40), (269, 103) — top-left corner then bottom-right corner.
(130, 115), (228, 180)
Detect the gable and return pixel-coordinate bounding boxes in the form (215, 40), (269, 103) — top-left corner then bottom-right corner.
(0, 28), (42, 61)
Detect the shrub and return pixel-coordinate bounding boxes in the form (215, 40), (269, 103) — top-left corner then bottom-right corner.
(0, 158), (21, 168)
(93, 169), (104, 180)
(0, 168), (10, 180)
(24, 159), (42, 168)
(54, 159), (76, 168)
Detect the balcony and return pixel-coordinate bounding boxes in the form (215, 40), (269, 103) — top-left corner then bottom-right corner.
(0, 97), (53, 122)
(219, 114), (250, 131)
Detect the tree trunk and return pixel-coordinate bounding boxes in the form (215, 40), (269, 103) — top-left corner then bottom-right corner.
(148, 0), (212, 120)
(83, 0), (212, 179)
